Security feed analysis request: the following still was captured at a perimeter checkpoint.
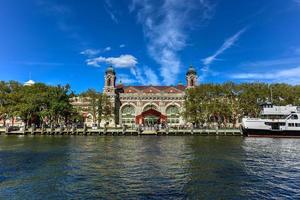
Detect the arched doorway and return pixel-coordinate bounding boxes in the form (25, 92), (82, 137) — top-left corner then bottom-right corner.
(136, 109), (167, 125)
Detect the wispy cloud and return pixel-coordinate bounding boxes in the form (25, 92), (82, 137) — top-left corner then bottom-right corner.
(120, 44), (126, 48)
(200, 28), (246, 80)
(239, 57), (300, 68)
(294, 0), (300, 5)
(202, 28), (246, 66)
(143, 67), (160, 85)
(231, 66), (300, 85)
(80, 49), (101, 57)
(86, 54), (138, 68)
(104, 46), (112, 52)
(130, 0), (214, 85)
(128, 66), (160, 85)
(104, 0), (118, 24)
(118, 74), (137, 84)
(80, 47), (112, 57)
(37, 0), (72, 16)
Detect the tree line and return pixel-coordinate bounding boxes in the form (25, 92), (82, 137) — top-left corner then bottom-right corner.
(183, 82), (300, 128)
(1, 81), (300, 129)
(0, 81), (112, 128)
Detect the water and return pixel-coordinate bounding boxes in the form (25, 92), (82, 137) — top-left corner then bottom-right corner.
(0, 136), (300, 200)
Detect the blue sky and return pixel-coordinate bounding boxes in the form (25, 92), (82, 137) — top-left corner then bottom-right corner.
(0, 0), (300, 92)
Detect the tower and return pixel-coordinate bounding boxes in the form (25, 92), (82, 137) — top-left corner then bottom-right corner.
(104, 66), (116, 95)
(186, 65), (198, 88)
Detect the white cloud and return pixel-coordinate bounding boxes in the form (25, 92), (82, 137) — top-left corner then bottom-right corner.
(231, 66), (300, 85)
(199, 28), (246, 81)
(120, 44), (125, 48)
(104, 46), (112, 52)
(202, 28), (246, 66)
(129, 66), (160, 85)
(130, 0), (214, 85)
(81, 46), (111, 57)
(80, 49), (101, 57)
(86, 54), (138, 68)
(144, 67), (160, 85)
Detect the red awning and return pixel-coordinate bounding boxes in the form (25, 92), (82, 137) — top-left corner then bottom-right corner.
(135, 109), (167, 124)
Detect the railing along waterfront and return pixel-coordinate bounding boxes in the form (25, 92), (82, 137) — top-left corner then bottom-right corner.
(0, 127), (242, 136)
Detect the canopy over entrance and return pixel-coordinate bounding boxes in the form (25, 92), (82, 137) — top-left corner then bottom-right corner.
(135, 109), (167, 125)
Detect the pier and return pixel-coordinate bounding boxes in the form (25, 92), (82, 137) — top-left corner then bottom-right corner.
(0, 127), (242, 136)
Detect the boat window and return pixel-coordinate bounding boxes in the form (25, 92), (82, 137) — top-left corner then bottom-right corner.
(291, 115), (298, 120)
(279, 123), (286, 126)
(261, 115), (287, 119)
(288, 123), (295, 127)
(295, 123), (300, 127)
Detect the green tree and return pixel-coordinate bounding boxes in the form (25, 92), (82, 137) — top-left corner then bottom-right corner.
(80, 90), (112, 127)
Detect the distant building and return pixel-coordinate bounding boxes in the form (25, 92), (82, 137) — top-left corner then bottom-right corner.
(24, 79), (35, 86)
(72, 66), (198, 127)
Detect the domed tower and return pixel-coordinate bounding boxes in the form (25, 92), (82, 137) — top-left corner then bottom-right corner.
(104, 66), (116, 95)
(186, 65), (198, 88)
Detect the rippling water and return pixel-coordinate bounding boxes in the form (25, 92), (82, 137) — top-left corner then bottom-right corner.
(0, 136), (300, 199)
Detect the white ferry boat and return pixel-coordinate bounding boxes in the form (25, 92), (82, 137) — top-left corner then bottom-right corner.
(241, 103), (300, 137)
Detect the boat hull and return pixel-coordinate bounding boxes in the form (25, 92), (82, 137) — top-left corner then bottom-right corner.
(241, 127), (300, 137)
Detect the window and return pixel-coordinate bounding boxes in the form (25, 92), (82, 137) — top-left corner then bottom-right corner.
(288, 123), (295, 127)
(166, 105), (180, 124)
(166, 106), (179, 116)
(191, 79), (194, 86)
(121, 105), (135, 125)
(122, 105), (135, 116)
(292, 115), (298, 120)
(295, 123), (300, 127)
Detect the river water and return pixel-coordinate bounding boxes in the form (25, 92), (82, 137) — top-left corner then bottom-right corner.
(0, 136), (299, 199)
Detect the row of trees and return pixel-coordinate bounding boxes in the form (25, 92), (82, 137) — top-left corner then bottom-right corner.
(0, 81), (112, 128)
(78, 89), (112, 128)
(1, 80), (300, 129)
(0, 81), (79, 127)
(183, 82), (300, 128)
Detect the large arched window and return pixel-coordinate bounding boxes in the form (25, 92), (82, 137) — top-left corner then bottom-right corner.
(166, 106), (179, 116)
(121, 105), (135, 125)
(122, 105), (135, 116)
(166, 105), (180, 125)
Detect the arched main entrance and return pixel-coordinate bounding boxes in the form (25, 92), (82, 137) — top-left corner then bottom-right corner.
(135, 109), (167, 125)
